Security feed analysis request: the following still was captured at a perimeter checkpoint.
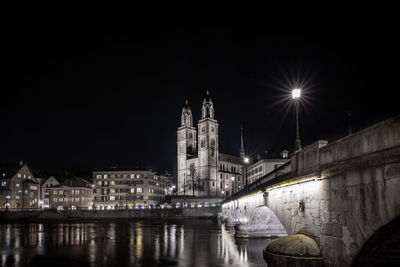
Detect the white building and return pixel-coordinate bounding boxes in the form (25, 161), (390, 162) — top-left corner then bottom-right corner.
(41, 176), (60, 208)
(177, 91), (244, 198)
(245, 150), (290, 185)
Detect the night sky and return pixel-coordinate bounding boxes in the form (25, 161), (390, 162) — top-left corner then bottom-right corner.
(2, 8), (399, 178)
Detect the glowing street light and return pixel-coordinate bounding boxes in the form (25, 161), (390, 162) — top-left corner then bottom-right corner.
(292, 88), (302, 151)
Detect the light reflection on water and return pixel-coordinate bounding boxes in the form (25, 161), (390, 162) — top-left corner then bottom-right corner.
(0, 220), (273, 266)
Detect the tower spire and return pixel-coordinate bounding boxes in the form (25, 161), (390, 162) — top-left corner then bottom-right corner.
(240, 124), (245, 159)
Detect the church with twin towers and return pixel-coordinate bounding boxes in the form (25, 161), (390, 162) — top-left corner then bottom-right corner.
(177, 90), (245, 198)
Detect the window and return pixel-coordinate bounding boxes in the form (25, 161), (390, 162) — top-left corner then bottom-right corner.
(136, 188), (143, 193)
(131, 174), (135, 178)
(76, 190), (80, 194)
(71, 190), (75, 195)
(110, 196), (115, 201)
(2, 173), (5, 177)
(259, 166), (262, 172)
(53, 190), (57, 194)
(30, 186), (37, 190)
(75, 198), (80, 202)
(6, 195), (10, 199)
(96, 175), (101, 179)
(17, 173), (21, 178)
(211, 126), (215, 132)
(16, 183), (20, 187)
(16, 196), (20, 199)
(23, 174), (26, 178)
(189, 132), (193, 139)
(1, 181), (6, 186)
(201, 138), (205, 148)
(59, 198), (63, 202)
(28, 175), (31, 179)
(202, 127), (205, 133)
(110, 188), (115, 193)
(54, 198), (57, 203)
(136, 174), (141, 178)
(130, 188), (135, 193)
(59, 190), (63, 194)
(64, 198), (68, 202)
(104, 181), (108, 186)
(110, 181), (115, 185)
(111, 174), (116, 178)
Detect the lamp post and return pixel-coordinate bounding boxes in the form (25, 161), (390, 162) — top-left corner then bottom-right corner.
(292, 88), (302, 151)
(244, 157), (249, 187)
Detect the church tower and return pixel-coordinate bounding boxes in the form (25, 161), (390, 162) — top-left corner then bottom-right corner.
(177, 100), (197, 195)
(197, 90), (219, 197)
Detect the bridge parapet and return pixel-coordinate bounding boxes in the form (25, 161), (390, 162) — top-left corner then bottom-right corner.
(292, 115), (400, 176)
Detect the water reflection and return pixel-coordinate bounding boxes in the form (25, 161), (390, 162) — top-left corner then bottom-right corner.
(0, 220), (274, 266)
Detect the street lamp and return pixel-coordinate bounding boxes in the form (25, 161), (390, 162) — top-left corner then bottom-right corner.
(244, 157), (249, 187)
(292, 88), (302, 151)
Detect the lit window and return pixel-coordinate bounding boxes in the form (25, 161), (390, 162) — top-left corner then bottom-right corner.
(130, 188), (135, 193)
(136, 188), (143, 193)
(123, 174), (128, 178)
(54, 198), (57, 202)
(76, 190), (80, 194)
(1, 173), (5, 177)
(59, 190), (63, 194)
(1, 181), (6, 186)
(16, 183), (20, 187)
(96, 174), (101, 179)
(17, 173), (21, 178)
(136, 174), (140, 178)
(53, 190), (57, 194)
(110, 181), (115, 185)
(103, 174), (108, 179)
(6, 195), (10, 199)
(110, 196), (115, 201)
(59, 198), (63, 202)
(23, 174), (26, 178)
(30, 186), (37, 190)
(64, 198), (68, 202)
(71, 190), (75, 195)
(97, 181), (102, 185)
(28, 175), (31, 179)
(130, 174), (135, 178)
(110, 188), (115, 193)
(16, 196), (20, 199)
(104, 181), (108, 186)
(75, 198), (80, 202)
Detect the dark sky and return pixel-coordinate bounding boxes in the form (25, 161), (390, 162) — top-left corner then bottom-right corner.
(1, 8), (399, 177)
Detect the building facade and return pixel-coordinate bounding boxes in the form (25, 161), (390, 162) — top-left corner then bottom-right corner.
(177, 91), (244, 198)
(41, 176), (60, 208)
(245, 150), (291, 184)
(48, 176), (93, 210)
(0, 162), (40, 209)
(93, 168), (166, 209)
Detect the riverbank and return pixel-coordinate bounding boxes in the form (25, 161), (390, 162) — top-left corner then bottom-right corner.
(0, 207), (221, 222)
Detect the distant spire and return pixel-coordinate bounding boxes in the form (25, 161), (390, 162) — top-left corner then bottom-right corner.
(185, 99), (188, 105)
(206, 89), (209, 95)
(240, 124), (245, 159)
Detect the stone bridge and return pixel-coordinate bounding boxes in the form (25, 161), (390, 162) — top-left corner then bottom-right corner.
(222, 115), (400, 266)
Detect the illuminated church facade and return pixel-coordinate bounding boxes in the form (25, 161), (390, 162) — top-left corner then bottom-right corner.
(177, 91), (244, 198)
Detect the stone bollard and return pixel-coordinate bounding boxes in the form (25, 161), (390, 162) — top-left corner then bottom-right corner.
(263, 234), (324, 266)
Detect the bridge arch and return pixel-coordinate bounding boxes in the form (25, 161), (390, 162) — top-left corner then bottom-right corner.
(352, 216), (400, 266)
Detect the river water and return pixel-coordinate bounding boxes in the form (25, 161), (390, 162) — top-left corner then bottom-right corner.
(0, 219), (273, 266)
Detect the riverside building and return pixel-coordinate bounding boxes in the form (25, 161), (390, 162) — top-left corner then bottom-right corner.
(48, 176), (94, 210)
(92, 168), (166, 209)
(0, 162), (40, 209)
